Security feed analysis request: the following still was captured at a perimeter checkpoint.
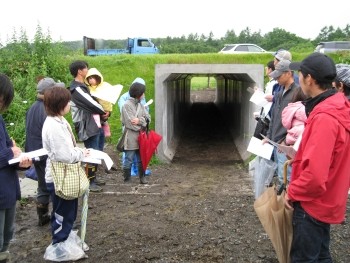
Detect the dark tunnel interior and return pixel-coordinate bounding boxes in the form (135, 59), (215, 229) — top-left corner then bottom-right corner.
(172, 97), (243, 166)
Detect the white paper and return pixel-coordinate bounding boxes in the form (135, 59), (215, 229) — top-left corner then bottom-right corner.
(249, 90), (269, 107)
(81, 156), (102, 165)
(247, 137), (274, 160)
(84, 149), (114, 170)
(293, 134), (302, 151)
(9, 148), (48, 164)
(262, 102), (272, 115)
(144, 99), (153, 107)
(260, 134), (297, 159)
(90, 83), (123, 104)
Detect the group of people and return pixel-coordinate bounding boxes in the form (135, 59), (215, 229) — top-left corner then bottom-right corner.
(255, 50), (350, 262)
(0, 60), (151, 262)
(1, 52), (350, 261)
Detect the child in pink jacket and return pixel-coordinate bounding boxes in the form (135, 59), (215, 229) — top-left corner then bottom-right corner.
(282, 88), (307, 145)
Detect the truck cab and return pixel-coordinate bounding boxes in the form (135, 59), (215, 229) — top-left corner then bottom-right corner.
(83, 36), (159, 56)
(127, 38), (159, 54)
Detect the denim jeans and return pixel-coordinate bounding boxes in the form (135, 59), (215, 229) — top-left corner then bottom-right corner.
(291, 202), (332, 262)
(0, 205), (16, 252)
(273, 148), (291, 185)
(123, 150), (141, 170)
(97, 127), (105, 151)
(83, 133), (100, 150)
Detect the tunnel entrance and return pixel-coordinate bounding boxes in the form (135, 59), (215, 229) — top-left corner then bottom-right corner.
(172, 89), (242, 165)
(155, 64), (264, 163)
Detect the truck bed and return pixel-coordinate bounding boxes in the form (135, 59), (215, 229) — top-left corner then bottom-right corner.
(86, 49), (128, 56)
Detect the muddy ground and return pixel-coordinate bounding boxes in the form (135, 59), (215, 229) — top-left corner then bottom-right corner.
(10, 89), (350, 262)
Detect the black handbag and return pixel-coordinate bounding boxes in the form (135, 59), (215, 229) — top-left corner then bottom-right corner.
(253, 109), (270, 140)
(116, 129), (127, 152)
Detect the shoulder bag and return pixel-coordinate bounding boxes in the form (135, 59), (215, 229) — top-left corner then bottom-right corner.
(116, 129), (127, 152)
(117, 103), (141, 152)
(51, 161), (89, 200)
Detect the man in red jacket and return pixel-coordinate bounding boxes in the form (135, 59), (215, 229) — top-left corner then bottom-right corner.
(285, 53), (350, 262)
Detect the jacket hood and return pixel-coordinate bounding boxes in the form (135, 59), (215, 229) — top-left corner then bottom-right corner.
(308, 92), (350, 133)
(84, 68), (104, 85)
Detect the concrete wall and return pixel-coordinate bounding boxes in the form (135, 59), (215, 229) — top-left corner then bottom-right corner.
(155, 64), (264, 162)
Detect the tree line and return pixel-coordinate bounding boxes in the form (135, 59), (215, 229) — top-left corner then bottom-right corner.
(59, 25), (350, 54)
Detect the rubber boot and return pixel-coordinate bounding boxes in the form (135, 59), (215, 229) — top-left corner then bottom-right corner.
(138, 165), (148, 184)
(85, 164), (102, 192)
(0, 251), (10, 263)
(37, 203), (50, 226)
(93, 164), (106, 186)
(123, 168), (131, 183)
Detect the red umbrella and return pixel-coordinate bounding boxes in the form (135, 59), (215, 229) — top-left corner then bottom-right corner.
(138, 130), (162, 171)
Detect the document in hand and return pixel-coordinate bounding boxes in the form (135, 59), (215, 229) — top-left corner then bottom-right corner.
(260, 134), (298, 159)
(247, 136), (274, 160)
(83, 149), (114, 170)
(90, 82), (123, 104)
(8, 148), (48, 164)
(250, 90), (269, 107)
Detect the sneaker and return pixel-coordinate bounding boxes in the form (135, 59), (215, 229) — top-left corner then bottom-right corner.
(89, 183), (102, 192)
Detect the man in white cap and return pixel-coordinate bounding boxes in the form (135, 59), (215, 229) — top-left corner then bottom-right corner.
(25, 77), (65, 226)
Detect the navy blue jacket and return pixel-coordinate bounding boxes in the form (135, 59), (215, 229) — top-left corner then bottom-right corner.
(0, 115), (20, 209)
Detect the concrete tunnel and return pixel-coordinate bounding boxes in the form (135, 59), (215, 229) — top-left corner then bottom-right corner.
(154, 64), (264, 163)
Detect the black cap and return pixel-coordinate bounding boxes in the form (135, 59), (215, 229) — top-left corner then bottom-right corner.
(289, 53), (336, 83)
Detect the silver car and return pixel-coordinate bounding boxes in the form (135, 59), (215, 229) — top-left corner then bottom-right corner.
(218, 43), (269, 54)
(314, 41), (350, 53)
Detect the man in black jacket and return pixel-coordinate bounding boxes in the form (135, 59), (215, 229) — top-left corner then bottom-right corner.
(68, 60), (106, 192)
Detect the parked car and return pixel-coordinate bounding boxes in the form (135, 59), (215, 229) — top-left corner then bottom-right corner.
(218, 43), (269, 54)
(314, 41), (350, 54)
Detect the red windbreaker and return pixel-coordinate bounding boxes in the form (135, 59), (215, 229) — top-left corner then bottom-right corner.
(288, 92), (350, 224)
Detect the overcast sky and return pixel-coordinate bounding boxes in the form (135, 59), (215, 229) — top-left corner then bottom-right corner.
(1, 0), (348, 43)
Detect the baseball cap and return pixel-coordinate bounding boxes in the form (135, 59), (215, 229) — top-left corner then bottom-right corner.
(269, 60), (291, 79)
(289, 53), (336, 83)
(274, 49), (292, 61)
(37, 77), (65, 94)
(132, 77), (145, 85)
(335, 64), (350, 87)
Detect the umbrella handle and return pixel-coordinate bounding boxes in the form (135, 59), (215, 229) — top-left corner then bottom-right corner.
(283, 160), (291, 186)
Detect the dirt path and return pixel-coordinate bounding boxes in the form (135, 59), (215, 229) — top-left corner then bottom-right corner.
(10, 89), (350, 262)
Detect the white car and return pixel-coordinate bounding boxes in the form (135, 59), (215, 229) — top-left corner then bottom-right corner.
(218, 43), (268, 54)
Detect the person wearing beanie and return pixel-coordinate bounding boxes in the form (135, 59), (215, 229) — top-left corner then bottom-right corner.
(117, 77), (151, 177)
(25, 77), (64, 226)
(68, 60), (106, 192)
(285, 53), (350, 262)
(120, 81), (151, 184)
(334, 63), (350, 100)
(0, 74), (32, 263)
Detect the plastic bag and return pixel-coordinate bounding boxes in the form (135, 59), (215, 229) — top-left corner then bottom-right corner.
(43, 230), (88, 261)
(248, 156), (259, 178)
(254, 157), (277, 199)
